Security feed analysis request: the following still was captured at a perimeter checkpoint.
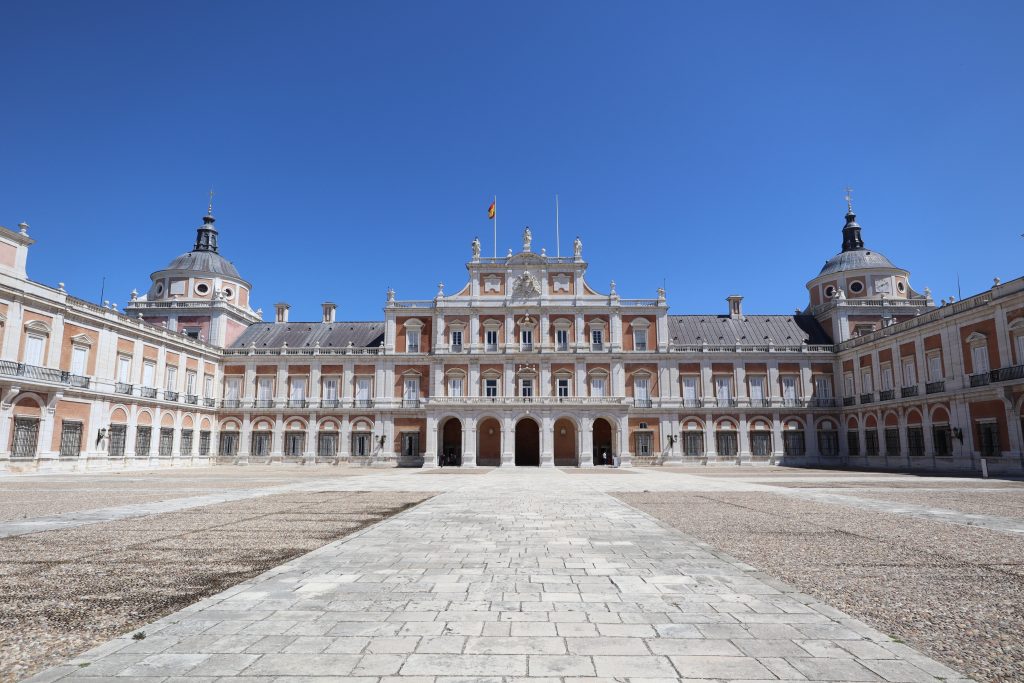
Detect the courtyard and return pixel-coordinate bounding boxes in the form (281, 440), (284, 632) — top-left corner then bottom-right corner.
(2, 466), (1021, 682)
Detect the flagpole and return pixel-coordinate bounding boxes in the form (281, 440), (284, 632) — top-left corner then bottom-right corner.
(555, 194), (560, 258)
(493, 195), (497, 258)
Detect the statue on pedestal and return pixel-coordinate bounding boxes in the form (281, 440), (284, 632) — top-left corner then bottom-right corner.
(522, 226), (532, 252)
(573, 236), (583, 259)
(471, 236), (481, 259)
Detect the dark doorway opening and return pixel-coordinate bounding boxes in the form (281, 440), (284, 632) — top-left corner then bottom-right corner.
(593, 417), (613, 466)
(441, 418), (462, 467)
(515, 418), (540, 466)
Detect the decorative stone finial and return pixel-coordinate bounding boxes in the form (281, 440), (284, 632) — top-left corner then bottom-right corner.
(436, 281), (445, 298)
(17, 222), (29, 235)
(923, 286), (931, 299)
(58, 282), (65, 293)
(994, 277), (1001, 286)
(844, 185), (854, 214)
(540, 247), (546, 257)
(522, 226), (532, 252)
(609, 280), (617, 297)
(507, 248), (513, 257)
(386, 287), (395, 302)
(657, 287), (665, 300)
(130, 288), (138, 300)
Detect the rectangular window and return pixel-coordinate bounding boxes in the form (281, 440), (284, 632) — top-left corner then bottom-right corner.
(635, 377), (650, 400)
(143, 361), (156, 387)
(716, 376), (732, 400)
(285, 431), (305, 457)
(814, 376), (833, 399)
(749, 376), (765, 402)
(902, 359), (917, 387)
(683, 431), (703, 456)
(403, 378), (418, 401)
(356, 377), (371, 402)
(971, 345), (989, 374)
(1016, 334), (1024, 365)
(818, 430), (839, 457)
(885, 428), (900, 456)
(844, 373), (855, 397)
(448, 377), (463, 397)
(933, 425), (952, 456)
(520, 328), (533, 350)
(186, 371), (197, 395)
(352, 432), (371, 456)
(716, 431), (738, 456)
(165, 366), (177, 391)
(847, 430), (860, 456)
(324, 378), (339, 401)
(633, 328), (648, 351)
(23, 333), (45, 366)
(180, 429), (193, 455)
(557, 377), (570, 398)
(225, 377), (241, 400)
(159, 427), (174, 456)
(977, 422), (999, 457)
(682, 377), (698, 402)
(555, 328), (569, 351)
(109, 424), (127, 457)
(199, 430), (211, 456)
(634, 432), (652, 456)
(401, 431), (420, 457)
(865, 430), (879, 456)
(590, 377), (605, 398)
(251, 432), (271, 457)
(12, 418), (39, 458)
(485, 328), (499, 351)
(318, 432), (338, 457)
(289, 377), (307, 402)
(406, 329), (419, 353)
(450, 329), (463, 351)
(117, 356), (132, 384)
(783, 431), (805, 456)
(781, 376), (797, 402)
(927, 353), (943, 381)
(591, 328), (603, 350)
(135, 426), (152, 457)
(907, 427), (924, 457)
(880, 365), (894, 391)
(861, 369), (873, 393)
(484, 378), (498, 397)
(59, 421), (83, 457)
(218, 431), (238, 456)
(257, 377), (273, 400)
(204, 376), (213, 398)
(750, 432), (771, 456)
(520, 378), (534, 398)
(70, 346), (88, 376)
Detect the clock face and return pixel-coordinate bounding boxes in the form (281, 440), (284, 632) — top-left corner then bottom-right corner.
(874, 278), (891, 292)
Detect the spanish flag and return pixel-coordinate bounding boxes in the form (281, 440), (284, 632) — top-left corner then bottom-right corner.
(487, 201), (496, 220)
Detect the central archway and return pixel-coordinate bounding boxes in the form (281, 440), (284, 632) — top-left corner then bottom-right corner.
(440, 417), (462, 466)
(593, 417), (613, 466)
(553, 417), (577, 467)
(515, 418), (540, 466)
(477, 417), (502, 467)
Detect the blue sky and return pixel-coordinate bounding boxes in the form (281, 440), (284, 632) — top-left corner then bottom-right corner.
(2, 1), (1022, 321)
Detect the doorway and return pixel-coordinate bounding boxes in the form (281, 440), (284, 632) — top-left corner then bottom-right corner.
(515, 418), (540, 466)
(593, 417), (613, 466)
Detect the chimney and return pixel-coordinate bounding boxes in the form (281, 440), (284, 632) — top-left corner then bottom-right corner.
(726, 295), (743, 319)
(274, 302), (290, 323)
(322, 301), (337, 323)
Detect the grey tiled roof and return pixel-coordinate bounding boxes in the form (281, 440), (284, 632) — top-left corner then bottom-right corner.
(818, 249), (901, 276)
(231, 322), (386, 348)
(165, 250), (243, 279)
(667, 315), (832, 346)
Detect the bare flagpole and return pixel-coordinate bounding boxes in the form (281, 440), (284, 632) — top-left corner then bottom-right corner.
(555, 194), (560, 258)
(493, 195), (497, 258)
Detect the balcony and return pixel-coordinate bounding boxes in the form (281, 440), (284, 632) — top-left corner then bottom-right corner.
(0, 360), (90, 389)
(203, 398), (216, 407)
(450, 344), (463, 353)
(402, 399), (421, 408)
(878, 389), (895, 401)
(320, 398), (340, 408)
(221, 399), (242, 409)
(115, 382), (134, 395)
(253, 399), (275, 409)
(860, 393), (875, 404)
(809, 398), (837, 408)
(591, 343), (604, 352)
(682, 398), (701, 408)
(633, 398), (653, 408)
(901, 386), (919, 398)
(287, 399), (307, 408)
(780, 398), (802, 408)
(185, 394), (198, 405)
(353, 399), (374, 408)
(969, 373), (991, 387)
(843, 396), (856, 407)
(990, 365), (1024, 383)
(164, 390), (179, 402)
(748, 398), (770, 408)
(704, 397), (737, 408)
(519, 342), (534, 352)
(140, 387), (157, 399)
(926, 380), (945, 394)
(485, 344), (498, 353)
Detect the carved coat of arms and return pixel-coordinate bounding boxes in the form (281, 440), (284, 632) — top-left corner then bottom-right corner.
(512, 271), (541, 297)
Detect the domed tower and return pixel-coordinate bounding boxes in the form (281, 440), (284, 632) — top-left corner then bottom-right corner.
(125, 205), (261, 346)
(805, 196), (933, 343)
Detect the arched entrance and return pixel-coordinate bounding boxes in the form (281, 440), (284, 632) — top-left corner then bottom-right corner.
(440, 417), (462, 467)
(477, 417), (502, 467)
(515, 418), (540, 466)
(593, 417), (614, 466)
(553, 417), (577, 467)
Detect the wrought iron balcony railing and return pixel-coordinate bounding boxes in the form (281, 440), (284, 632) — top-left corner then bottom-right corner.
(969, 373), (990, 387)
(164, 390), (179, 402)
(901, 386), (919, 398)
(926, 380), (945, 394)
(843, 396), (856, 406)
(115, 382), (134, 395)
(878, 389), (895, 401)
(990, 365), (1024, 383)
(860, 393), (875, 404)
(185, 394), (198, 405)
(0, 360), (90, 388)
(140, 387), (157, 399)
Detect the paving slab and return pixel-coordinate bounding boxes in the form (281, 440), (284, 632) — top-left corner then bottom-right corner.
(26, 469), (971, 682)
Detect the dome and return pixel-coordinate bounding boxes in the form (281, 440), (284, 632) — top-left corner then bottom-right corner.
(164, 249), (241, 278)
(818, 249), (900, 276)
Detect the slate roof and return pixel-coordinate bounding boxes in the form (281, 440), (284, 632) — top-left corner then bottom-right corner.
(164, 250), (243, 279)
(818, 249), (901, 276)
(231, 322), (386, 349)
(667, 315), (832, 346)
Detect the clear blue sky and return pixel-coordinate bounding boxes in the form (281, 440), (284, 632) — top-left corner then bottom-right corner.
(2, 1), (1022, 321)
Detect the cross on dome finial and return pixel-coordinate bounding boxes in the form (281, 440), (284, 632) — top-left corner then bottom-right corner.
(207, 187), (215, 217)
(844, 186), (854, 214)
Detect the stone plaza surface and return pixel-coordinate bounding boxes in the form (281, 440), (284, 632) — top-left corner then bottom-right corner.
(24, 467), (976, 683)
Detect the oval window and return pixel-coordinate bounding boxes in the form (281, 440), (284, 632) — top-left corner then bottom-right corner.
(222, 288), (234, 299)
(195, 283), (210, 295)
(154, 283), (164, 296)
(849, 281), (864, 293)
(824, 286), (835, 297)
(897, 281), (906, 293)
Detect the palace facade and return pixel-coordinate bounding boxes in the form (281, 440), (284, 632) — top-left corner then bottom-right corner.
(0, 203), (1022, 473)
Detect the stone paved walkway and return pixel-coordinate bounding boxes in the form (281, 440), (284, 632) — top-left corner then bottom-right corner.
(28, 469), (970, 682)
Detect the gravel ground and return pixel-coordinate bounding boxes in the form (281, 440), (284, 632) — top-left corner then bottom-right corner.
(0, 489), (432, 683)
(835, 489), (1024, 519)
(0, 467), (375, 522)
(616, 490), (1024, 683)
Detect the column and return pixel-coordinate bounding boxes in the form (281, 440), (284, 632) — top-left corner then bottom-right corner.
(540, 414), (554, 467)
(610, 311), (623, 352)
(897, 412), (910, 467)
(237, 414), (251, 464)
(771, 414), (784, 460)
(580, 416), (594, 467)
(470, 314), (481, 353)
(617, 414), (632, 467)
(423, 415), (438, 468)
(540, 362), (551, 399)
(342, 363), (354, 404)
(735, 365), (747, 402)
(304, 421), (317, 464)
(574, 311), (585, 351)
(540, 314), (550, 352)
(383, 417), (396, 458)
(700, 361), (713, 404)
(338, 415), (351, 460)
(805, 411), (816, 462)
(661, 415), (681, 464)
(243, 364), (256, 402)
(462, 416), (477, 467)
(501, 415), (515, 466)
(703, 418), (717, 459)
(767, 362), (780, 405)
(575, 361), (586, 397)
(270, 414), (283, 462)
(503, 361), (515, 398)
(668, 363), (680, 400)
(738, 414), (750, 460)
(469, 362), (480, 397)
(275, 364), (287, 402)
